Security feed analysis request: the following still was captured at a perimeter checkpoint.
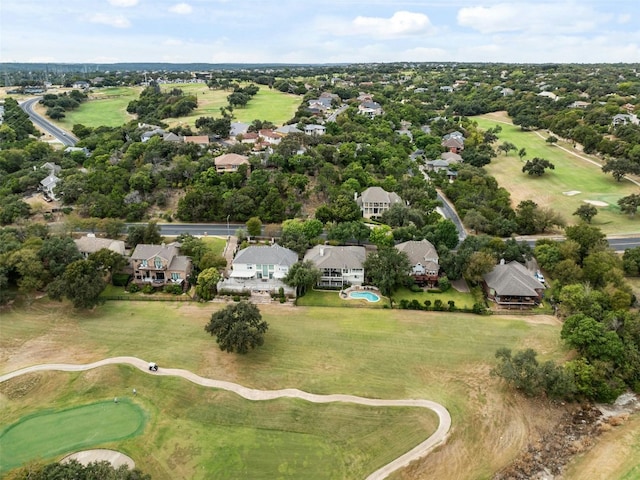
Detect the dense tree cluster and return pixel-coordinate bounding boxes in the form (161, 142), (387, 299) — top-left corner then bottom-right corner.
(5, 459), (150, 480)
(40, 90), (88, 119)
(127, 83), (197, 123)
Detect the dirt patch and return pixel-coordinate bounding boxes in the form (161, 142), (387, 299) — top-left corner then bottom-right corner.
(563, 191), (581, 196)
(62, 449), (135, 469)
(494, 395), (640, 480)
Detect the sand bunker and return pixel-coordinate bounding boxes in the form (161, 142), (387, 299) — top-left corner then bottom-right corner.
(62, 449), (135, 469)
(584, 200), (608, 207)
(563, 190), (581, 196)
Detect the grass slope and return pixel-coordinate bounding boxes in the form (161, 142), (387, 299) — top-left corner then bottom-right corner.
(58, 87), (141, 128)
(473, 113), (640, 235)
(0, 398), (146, 473)
(0, 367), (437, 479)
(1, 300), (566, 479)
(160, 83), (302, 128)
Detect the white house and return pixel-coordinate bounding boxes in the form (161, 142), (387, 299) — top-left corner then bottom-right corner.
(222, 244), (298, 294)
(304, 124), (326, 136)
(356, 187), (404, 219)
(303, 245), (366, 288)
(229, 244), (298, 281)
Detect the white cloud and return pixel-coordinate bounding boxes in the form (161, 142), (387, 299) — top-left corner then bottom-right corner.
(457, 3), (604, 35)
(169, 3), (193, 14)
(618, 13), (631, 24)
(163, 38), (184, 46)
(87, 13), (131, 28)
(108, 0), (139, 6)
(351, 11), (433, 38)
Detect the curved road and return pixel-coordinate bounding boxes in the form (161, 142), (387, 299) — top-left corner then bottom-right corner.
(0, 356), (451, 480)
(20, 97), (78, 146)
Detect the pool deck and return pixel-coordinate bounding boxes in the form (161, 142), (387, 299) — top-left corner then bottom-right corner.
(342, 285), (381, 302)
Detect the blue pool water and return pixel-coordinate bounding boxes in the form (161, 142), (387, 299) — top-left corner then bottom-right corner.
(348, 291), (381, 302)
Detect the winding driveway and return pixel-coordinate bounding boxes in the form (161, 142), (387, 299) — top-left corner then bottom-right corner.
(0, 356), (451, 480)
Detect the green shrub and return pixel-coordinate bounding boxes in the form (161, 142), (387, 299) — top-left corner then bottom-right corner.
(142, 284), (155, 295)
(433, 299), (444, 311)
(233, 295), (241, 302)
(164, 284), (182, 295)
(112, 273), (131, 287)
(127, 283), (140, 293)
(438, 276), (451, 292)
(409, 284), (423, 293)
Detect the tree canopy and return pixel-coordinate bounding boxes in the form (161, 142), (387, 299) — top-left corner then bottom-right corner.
(204, 301), (268, 354)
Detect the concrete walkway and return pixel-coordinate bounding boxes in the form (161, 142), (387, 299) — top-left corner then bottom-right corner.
(1, 357), (451, 480)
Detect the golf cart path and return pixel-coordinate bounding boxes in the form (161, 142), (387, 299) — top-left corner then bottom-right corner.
(0, 356), (451, 480)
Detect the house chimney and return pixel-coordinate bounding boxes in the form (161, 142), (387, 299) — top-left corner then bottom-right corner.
(320, 247), (324, 257)
(354, 192), (358, 200)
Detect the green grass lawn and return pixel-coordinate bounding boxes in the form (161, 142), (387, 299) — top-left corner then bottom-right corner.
(160, 83), (302, 128)
(0, 398), (147, 473)
(0, 366), (437, 479)
(296, 289), (391, 308)
(0, 300), (565, 479)
(473, 114), (640, 235)
(392, 286), (477, 309)
(57, 87), (141, 128)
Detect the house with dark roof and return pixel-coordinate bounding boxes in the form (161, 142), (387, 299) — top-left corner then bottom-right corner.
(303, 245), (366, 288)
(130, 244), (192, 287)
(356, 187), (404, 219)
(395, 240), (439, 287)
(482, 261), (545, 309)
(358, 101), (383, 118)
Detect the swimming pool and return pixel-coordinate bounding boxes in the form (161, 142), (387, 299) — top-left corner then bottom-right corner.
(348, 291), (381, 302)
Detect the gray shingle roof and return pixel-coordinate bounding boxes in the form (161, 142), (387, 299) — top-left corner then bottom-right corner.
(75, 235), (125, 255)
(357, 186), (403, 205)
(395, 240), (438, 269)
(483, 261), (545, 296)
(233, 244), (298, 266)
(304, 245), (366, 269)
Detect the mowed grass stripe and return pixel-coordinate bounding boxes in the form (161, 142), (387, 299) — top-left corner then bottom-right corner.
(0, 399), (147, 473)
(473, 114), (640, 235)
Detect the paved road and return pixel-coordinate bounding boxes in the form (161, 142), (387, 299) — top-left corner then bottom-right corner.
(0, 357), (451, 480)
(20, 97), (78, 146)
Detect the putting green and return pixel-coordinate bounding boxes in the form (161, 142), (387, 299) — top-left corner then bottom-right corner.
(0, 399), (147, 473)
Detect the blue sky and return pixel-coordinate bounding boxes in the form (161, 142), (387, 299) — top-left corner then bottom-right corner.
(1, 0), (638, 64)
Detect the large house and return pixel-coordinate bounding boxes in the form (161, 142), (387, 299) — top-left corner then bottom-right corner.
(230, 244), (297, 281)
(304, 245), (366, 288)
(395, 240), (439, 287)
(358, 101), (383, 118)
(75, 234), (125, 258)
(220, 244), (297, 295)
(482, 261), (545, 309)
(130, 244), (192, 287)
(356, 187), (404, 219)
(214, 153), (250, 173)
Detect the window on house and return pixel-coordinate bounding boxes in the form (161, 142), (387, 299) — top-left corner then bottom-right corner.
(140, 259), (147, 267)
(154, 257), (162, 269)
(171, 272), (180, 281)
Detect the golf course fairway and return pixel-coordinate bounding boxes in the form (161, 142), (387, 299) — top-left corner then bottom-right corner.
(0, 398), (147, 473)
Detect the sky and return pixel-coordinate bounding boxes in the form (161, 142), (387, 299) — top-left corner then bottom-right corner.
(1, 0), (639, 64)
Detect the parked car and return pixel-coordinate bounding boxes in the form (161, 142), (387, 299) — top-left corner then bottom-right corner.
(534, 271), (546, 284)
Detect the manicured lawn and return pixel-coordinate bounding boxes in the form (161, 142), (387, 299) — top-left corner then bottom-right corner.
(0, 366), (436, 479)
(296, 289), (391, 308)
(0, 398), (147, 473)
(160, 83), (302, 128)
(473, 114), (640, 235)
(200, 236), (226, 256)
(57, 87), (141, 128)
(1, 300), (565, 479)
(392, 286), (477, 309)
